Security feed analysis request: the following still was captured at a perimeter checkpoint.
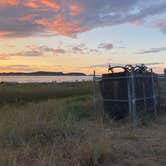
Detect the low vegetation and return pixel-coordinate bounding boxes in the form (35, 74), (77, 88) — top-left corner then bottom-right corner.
(0, 82), (93, 105)
(0, 82), (166, 166)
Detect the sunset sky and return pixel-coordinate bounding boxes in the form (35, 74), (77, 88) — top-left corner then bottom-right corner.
(0, 0), (166, 74)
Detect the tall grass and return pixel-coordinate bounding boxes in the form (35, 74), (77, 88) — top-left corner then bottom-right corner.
(0, 82), (93, 105)
(0, 95), (96, 165)
(1, 94), (116, 166)
(0, 82), (166, 166)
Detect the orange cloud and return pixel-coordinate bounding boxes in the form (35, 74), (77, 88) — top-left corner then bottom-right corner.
(0, 0), (87, 38)
(69, 3), (84, 16)
(131, 20), (143, 26)
(40, 0), (60, 10)
(0, 31), (13, 36)
(24, 0), (60, 10)
(18, 14), (38, 22)
(35, 18), (48, 26)
(24, 0), (39, 8)
(36, 15), (88, 37)
(0, 54), (10, 60)
(0, 0), (19, 6)
(0, 0), (166, 39)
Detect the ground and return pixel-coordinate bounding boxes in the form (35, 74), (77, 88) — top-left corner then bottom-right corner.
(0, 82), (166, 166)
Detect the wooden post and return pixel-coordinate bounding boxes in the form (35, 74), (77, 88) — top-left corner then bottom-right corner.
(93, 71), (97, 113)
(131, 68), (137, 127)
(151, 71), (157, 117)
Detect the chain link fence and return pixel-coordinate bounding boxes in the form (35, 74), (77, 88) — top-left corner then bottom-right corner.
(157, 70), (166, 108)
(93, 66), (166, 127)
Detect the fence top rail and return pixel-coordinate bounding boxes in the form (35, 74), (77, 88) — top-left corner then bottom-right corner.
(103, 96), (155, 102)
(157, 76), (165, 79)
(94, 74), (161, 81)
(101, 76), (130, 80)
(94, 77), (102, 81)
(103, 99), (129, 102)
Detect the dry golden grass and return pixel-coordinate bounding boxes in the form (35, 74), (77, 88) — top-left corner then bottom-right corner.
(0, 83), (166, 166)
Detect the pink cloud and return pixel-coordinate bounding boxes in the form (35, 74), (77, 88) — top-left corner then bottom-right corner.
(0, 54), (10, 60)
(24, 0), (60, 10)
(35, 15), (88, 37)
(18, 14), (38, 22)
(0, 0), (19, 6)
(24, 0), (39, 8)
(99, 43), (114, 50)
(0, 0), (166, 38)
(0, 31), (13, 36)
(69, 3), (84, 16)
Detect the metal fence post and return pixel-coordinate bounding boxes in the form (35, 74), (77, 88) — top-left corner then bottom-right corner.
(164, 69), (166, 91)
(127, 72), (132, 122)
(131, 69), (137, 127)
(93, 70), (97, 113)
(142, 74), (147, 112)
(151, 72), (157, 117)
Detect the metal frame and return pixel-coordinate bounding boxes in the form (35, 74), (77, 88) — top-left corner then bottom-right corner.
(93, 66), (166, 127)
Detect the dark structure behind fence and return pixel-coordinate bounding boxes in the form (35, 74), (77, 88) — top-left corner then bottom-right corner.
(93, 64), (164, 126)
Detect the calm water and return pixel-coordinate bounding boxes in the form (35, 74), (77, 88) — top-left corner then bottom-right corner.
(0, 75), (93, 83)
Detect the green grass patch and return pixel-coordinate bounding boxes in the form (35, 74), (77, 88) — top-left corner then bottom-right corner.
(0, 82), (93, 105)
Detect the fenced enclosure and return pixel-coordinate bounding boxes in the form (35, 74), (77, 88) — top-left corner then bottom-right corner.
(157, 69), (166, 108)
(93, 65), (166, 126)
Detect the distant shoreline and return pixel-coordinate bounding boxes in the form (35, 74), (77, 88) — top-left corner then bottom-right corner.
(0, 71), (87, 76)
(0, 75), (92, 84)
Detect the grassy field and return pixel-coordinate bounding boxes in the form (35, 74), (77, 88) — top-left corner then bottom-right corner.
(0, 82), (93, 105)
(0, 82), (166, 166)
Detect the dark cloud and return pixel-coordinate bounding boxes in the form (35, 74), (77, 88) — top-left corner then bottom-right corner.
(0, 0), (166, 38)
(0, 43), (101, 60)
(98, 43), (114, 50)
(152, 19), (166, 34)
(20, 45), (65, 56)
(136, 46), (166, 54)
(89, 49), (100, 53)
(18, 50), (42, 56)
(0, 45), (66, 59)
(72, 46), (83, 52)
(39, 46), (66, 54)
(72, 44), (87, 53)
